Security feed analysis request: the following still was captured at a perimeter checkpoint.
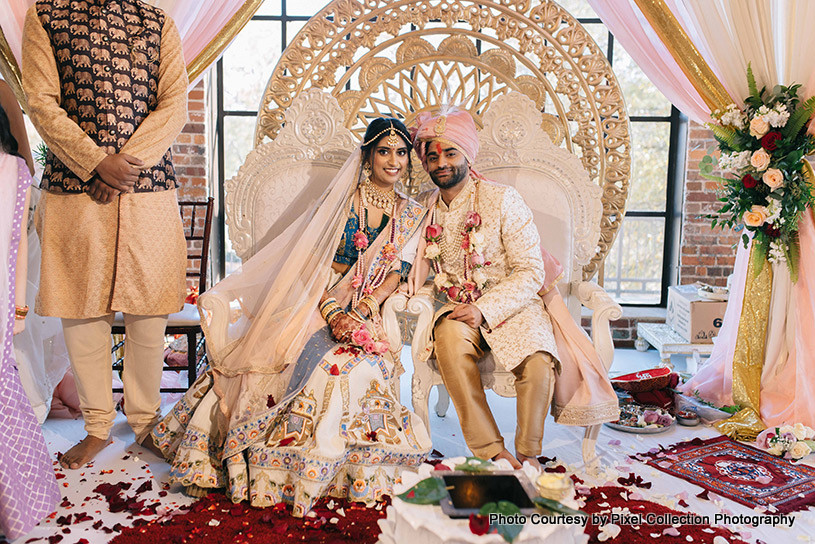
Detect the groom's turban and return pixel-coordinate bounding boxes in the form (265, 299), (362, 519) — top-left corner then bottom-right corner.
(412, 108), (479, 172)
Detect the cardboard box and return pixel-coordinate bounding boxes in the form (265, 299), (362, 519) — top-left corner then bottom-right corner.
(666, 285), (727, 343)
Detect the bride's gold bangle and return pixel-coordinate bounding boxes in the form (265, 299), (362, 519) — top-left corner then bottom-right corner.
(14, 305), (29, 320)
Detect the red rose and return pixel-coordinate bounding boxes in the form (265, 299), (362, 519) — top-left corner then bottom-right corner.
(425, 224), (443, 239)
(760, 131), (782, 152)
(742, 174), (758, 188)
(469, 514), (490, 536)
(462, 281), (477, 291)
(465, 211), (482, 228)
(764, 223), (781, 238)
(446, 286), (461, 300)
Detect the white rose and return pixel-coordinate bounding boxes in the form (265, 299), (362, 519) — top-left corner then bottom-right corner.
(743, 205), (769, 228)
(750, 148), (771, 171)
(779, 424), (795, 436)
(767, 443), (784, 456)
(792, 423), (810, 441)
(469, 231), (486, 252)
(424, 243), (440, 260)
(433, 272), (448, 289)
(762, 168), (784, 190)
(472, 268), (488, 289)
(790, 441), (812, 460)
(750, 116), (770, 138)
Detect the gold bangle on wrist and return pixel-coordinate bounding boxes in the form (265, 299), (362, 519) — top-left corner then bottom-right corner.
(14, 305), (29, 320)
(362, 295), (379, 317)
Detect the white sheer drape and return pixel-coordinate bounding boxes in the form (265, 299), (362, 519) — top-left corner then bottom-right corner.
(674, 0), (815, 103)
(0, 0), (253, 88)
(588, 0), (815, 122)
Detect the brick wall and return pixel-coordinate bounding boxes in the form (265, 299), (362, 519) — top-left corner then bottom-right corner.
(170, 81), (208, 290)
(679, 120), (740, 287)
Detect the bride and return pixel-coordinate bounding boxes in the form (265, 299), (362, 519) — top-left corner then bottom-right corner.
(151, 118), (431, 516)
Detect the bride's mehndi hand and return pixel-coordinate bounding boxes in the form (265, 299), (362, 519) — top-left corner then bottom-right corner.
(330, 313), (360, 343)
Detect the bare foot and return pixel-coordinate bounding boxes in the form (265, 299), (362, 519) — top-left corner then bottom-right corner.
(517, 453), (542, 471)
(60, 435), (111, 469)
(139, 435), (165, 459)
(492, 448), (522, 470)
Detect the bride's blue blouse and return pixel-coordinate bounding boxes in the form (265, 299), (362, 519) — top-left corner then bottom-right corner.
(334, 204), (411, 279)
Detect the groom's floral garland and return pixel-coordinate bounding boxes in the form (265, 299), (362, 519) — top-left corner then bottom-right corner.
(424, 180), (490, 303)
(702, 64), (815, 281)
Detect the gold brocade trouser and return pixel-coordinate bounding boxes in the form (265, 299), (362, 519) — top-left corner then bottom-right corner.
(434, 317), (556, 459)
(62, 314), (168, 443)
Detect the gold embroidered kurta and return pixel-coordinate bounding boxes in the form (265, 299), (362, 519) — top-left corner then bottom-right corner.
(23, 1), (188, 318)
(426, 178), (559, 371)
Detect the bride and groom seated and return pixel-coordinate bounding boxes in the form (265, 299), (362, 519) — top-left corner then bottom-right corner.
(148, 109), (617, 516)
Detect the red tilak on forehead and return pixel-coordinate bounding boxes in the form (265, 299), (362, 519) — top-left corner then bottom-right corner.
(435, 142), (443, 155)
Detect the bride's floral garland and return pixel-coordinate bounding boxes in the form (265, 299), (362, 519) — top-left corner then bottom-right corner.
(424, 180), (490, 304)
(341, 183), (397, 356)
(703, 64), (815, 281)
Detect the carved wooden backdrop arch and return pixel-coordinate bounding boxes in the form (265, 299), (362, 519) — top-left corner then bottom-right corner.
(255, 0), (630, 280)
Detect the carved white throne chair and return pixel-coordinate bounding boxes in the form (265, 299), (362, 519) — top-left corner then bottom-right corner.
(210, 0), (633, 466)
(382, 92), (622, 464)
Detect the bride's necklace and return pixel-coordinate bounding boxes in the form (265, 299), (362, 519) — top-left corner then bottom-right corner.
(363, 179), (396, 210)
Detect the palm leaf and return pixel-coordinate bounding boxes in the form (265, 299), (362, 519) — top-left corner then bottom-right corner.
(783, 95), (815, 138)
(706, 123), (739, 149)
(747, 63), (761, 100)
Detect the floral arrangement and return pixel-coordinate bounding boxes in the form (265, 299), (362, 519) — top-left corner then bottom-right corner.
(425, 210), (490, 303)
(615, 404), (674, 429)
(350, 324), (389, 356)
(756, 424), (815, 460)
(702, 65), (815, 281)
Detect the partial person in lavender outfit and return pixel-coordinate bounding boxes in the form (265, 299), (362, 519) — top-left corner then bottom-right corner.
(0, 80), (60, 541)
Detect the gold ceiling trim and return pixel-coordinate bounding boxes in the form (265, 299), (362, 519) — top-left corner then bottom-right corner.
(633, 0), (732, 111)
(0, 25), (26, 114)
(187, 0), (264, 85)
(257, 0), (632, 279)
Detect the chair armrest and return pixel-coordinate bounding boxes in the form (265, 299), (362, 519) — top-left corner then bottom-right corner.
(382, 282), (436, 361)
(197, 291), (231, 362)
(572, 280), (623, 372)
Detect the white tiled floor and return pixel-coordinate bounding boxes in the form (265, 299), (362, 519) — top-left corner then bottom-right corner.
(9, 347), (815, 543)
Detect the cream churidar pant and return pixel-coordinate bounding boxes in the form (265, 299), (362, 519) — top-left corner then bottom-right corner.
(434, 317), (556, 459)
(61, 314), (167, 443)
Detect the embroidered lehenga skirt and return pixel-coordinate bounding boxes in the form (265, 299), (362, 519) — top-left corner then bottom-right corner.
(153, 328), (431, 516)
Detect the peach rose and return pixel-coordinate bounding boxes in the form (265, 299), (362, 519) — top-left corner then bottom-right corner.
(751, 149), (771, 171)
(762, 168), (784, 190)
(749, 116), (770, 138)
(743, 205), (769, 227)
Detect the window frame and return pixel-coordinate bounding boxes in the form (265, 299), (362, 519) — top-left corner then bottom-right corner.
(211, 6), (686, 308)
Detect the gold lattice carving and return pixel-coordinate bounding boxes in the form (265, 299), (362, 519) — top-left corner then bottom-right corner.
(256, 0), (630, 280)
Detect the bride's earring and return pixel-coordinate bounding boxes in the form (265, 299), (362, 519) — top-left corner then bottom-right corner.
(363, 163), (372, 185)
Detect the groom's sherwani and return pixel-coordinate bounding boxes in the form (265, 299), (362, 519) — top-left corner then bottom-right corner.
(423, 177), (559, 370)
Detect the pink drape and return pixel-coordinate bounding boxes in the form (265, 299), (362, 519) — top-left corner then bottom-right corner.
(0, 0), (251, 88)
(586, 0), (712, 123)
(681, 210), (815, 428)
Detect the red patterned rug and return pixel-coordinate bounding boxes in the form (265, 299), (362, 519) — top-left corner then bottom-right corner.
(109, 493), (388, 544)
(639, 436), (815, 514)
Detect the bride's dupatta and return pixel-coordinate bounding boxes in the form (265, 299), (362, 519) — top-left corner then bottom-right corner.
(198, 149), (426, 456)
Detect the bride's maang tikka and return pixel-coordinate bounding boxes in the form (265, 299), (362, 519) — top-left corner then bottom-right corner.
(363, 121), (409, 148)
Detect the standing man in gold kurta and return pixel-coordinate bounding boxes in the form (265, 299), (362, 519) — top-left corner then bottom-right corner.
(411, 109), (559, 470)
(22, 0), (189, 468)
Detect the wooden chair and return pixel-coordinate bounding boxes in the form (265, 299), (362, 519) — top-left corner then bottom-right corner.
(113, 197), (214, 393)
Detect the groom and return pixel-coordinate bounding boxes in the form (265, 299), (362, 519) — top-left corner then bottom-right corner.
(412, 109), (559, 469)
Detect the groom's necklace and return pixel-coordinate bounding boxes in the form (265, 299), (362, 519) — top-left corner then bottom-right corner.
(438, 182), (476, 265)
